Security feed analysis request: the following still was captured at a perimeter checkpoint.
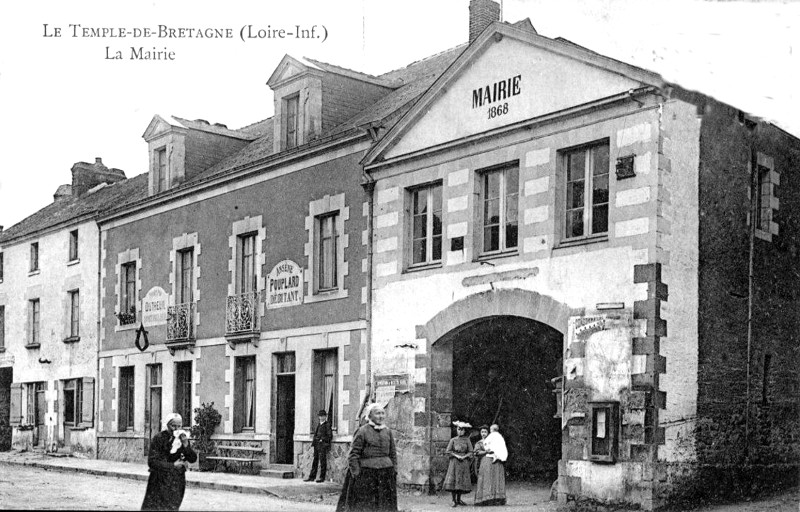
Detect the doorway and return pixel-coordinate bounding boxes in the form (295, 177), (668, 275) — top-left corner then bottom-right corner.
(145, 364), (162, 455)
(274, 352), (295, 464)
(0, 367), (12, 451)
(31, 382), (46, 448)
(436, 315), (562, 481)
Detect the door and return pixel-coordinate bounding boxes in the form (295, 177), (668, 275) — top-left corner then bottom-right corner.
(35, 382), (46, 448)
(145, 365), (162, 455)
(275, 375), (295, 464)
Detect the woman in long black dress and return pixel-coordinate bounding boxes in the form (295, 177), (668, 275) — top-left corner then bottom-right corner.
(336, 403), (397, 512)
(443, 421), (473, 507)
(141, 413), (197, 511)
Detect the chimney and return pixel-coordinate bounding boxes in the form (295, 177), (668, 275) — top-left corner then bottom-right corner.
(70, 157), (126, 197)
(469, 0), (501, 43)
(53, 184), (73, 202)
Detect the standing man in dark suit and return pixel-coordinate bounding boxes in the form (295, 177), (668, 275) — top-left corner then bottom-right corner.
(305, 409), (333, 482)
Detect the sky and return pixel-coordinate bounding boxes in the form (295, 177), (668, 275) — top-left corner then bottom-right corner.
(0, 0), (798, 230)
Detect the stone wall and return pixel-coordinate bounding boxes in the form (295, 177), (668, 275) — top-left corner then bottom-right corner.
(98, 435), (146, 463)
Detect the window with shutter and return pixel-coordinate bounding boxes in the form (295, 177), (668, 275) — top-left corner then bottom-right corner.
(80, 377), (94, 428)
(9, 383), (23, 426)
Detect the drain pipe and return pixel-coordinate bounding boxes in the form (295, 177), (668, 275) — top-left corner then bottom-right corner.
(745, 139), (758, 459)
(95, 225), (102, 459)
(357, 164), (376, 424)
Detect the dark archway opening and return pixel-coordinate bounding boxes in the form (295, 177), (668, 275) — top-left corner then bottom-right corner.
(445, 315), (562, 482)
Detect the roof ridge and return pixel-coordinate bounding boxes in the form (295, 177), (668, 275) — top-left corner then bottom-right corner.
(377, 43), (467, 79)
(237, 116), (273, 132)
(303, 57), (381, 79)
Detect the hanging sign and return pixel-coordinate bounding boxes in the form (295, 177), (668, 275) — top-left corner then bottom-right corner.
(142, 286), (168, 327)
(266, 260), (303, 309)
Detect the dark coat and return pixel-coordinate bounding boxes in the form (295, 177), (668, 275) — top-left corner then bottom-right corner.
(141, 430), (197, 511)
(313, 420), (333, 449)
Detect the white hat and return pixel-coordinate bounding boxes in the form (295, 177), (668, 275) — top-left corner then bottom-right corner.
(453, 420), (472, 429)
(363, 402), (385, 420)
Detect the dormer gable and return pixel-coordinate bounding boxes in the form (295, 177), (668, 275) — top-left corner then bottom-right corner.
(142, 114), (255, 196)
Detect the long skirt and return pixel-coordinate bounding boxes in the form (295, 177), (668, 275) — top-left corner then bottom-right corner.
(474, 458), (506, 506)
(141, 468), (187, 511)
(443, 457), (472, 492)
(336, 467), (398, 512)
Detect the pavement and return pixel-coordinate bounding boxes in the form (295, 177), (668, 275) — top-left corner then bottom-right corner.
(0, 449), (341, 501)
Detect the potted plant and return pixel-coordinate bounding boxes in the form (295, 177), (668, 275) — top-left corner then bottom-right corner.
(190, 402), (222, 471)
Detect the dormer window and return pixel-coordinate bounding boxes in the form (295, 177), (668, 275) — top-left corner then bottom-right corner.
(285, 94), (299, 150)
(156, 147), (168, 192)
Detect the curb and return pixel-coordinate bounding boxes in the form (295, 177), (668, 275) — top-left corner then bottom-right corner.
(0, 459), (281, 497)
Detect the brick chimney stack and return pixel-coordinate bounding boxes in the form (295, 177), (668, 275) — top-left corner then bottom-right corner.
(469, 0), (501, 43)
(70, 157), (126, 197)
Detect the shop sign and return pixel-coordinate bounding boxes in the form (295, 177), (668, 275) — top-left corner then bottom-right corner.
(142, 286), (168, 327)
(375, 374), (410, 391)
(267, 260), (303, 309)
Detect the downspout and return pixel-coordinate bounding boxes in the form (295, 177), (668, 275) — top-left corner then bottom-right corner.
(95, 224), (102, 459)
(358, 175), (375, 422)
(745, 135), (758, 460)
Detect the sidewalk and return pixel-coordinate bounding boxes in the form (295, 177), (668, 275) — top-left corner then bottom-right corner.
(0, 449), (341, 501)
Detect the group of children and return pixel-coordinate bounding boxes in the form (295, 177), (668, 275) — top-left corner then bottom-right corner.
(443, 422), (508, 507)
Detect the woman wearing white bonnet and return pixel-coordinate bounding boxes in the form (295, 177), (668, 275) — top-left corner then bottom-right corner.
(141, 412), (197, 510)
(336, 402), (398, 511)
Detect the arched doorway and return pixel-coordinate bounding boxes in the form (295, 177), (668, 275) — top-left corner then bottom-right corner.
(419, 289), (571, 486)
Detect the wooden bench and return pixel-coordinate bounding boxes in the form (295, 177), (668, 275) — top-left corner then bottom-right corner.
(207, 445), (264, 474)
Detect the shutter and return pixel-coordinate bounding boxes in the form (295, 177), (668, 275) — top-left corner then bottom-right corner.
(9, 383), (22, 426)
(81, 377), (95, 428)
(232, 360), (244, 433)
(118, 373), (128, 432)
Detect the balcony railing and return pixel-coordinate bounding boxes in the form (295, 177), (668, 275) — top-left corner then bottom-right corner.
(226, 291), (260, 336)
(167, 302), (195, 341)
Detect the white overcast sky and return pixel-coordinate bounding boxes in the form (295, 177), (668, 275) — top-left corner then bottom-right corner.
(1, 0), (798, 229)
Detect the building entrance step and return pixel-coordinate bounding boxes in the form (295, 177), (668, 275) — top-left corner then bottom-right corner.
(260, 464), (295, 479)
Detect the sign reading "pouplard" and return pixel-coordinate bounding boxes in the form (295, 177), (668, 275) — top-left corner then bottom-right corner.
(267, 260), (303, 309)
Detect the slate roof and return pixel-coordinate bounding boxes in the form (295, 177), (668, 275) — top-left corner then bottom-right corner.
(0, 173), (149, 245)
(170, 116), (260, 140)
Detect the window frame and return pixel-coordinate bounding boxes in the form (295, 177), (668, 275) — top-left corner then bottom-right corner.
(238, 233), (257, 295)
(68, 229), (79, 262)
(0, 305), (5, 350)
(755, 164), (772, 232)
(174, 361), (193, 428)
(316, 212), (339, 292)
(156, 147), (168, 193)
(28, 298), (41, 346)
(118, 366), (135, 432)
(68, 289), (80, 339)
(561, 141), (611, 242)
(312, 349), (338, 431)
(30, 242), (39, 272)
(234, 356), (257, 432)
(176, 248), (194, 305)
(589, 401), (619, 463)
(120, 262), (137, 324)
(408, 182), (443, 268)
(478, 163), (519, 256)
(284, 94), (300, 150)
(63, 378), (83, 426)
(0, 251), (5, 282)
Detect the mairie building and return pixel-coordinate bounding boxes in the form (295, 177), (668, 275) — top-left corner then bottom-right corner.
(0, 1), (796, 510)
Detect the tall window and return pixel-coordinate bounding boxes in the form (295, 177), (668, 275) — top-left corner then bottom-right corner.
(239, 234), (257, 294)
(29, 299), (40, 345)
(120, 262), (136, 324)
(755, 164), (772, 232)
(146, 364), (163, 437)
(156, 148), (168, 192)
(69, 229), (79, 261)
(234, 356), (256, 432)
(411, 184), (443, 265)
(69, 290), (80, 338)
(175, 362), (192, 427)
(589, 402), (619, 463)
(0, 305), (5, 350)
(285, 94), (299, 149)
(313, 349), (338, 429)
(118, 366), (135, 431)
(1, 252), (4, 281)
(177, 249), (194, 304)
(317, 213), (339, 291)
(30, 242), (39, 272)
(481, 165), (519, 253)
(564, 143), (610, 239)
(64, 378), (83, 426)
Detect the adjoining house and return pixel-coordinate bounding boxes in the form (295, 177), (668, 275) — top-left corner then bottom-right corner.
(0, 158), (144, 455)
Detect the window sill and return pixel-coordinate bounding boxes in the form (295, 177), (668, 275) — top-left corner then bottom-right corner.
(305, 288), (348, 304)
(25, 343), (41, 350)
(67, 259), (80, 267)
(405, 261), (443, 274)
(69, 426), (90, 431)
(476, 249), (519, 262)
(28, 270), (41, 277)
(63, 336), (81, 344)
(116, 323), (138, 332)
(0, 347), (5, 353)
(555, 234), (608, 250)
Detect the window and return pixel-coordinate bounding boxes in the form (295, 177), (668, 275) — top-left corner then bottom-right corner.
(28, 299), (40, 346)
(0, 252), (4, 281)
(285, 94), (299, 149)
(146, 364), (163, 437)
(64, 378), (83, 426)
(0, 305), (5, 350)
(756, 164), (772, 232)
(69, 229), (79, 261)
(118, 366), (135, 431)
(317, 213), (339, 291)
(120, 262), (137, 325)
(564, 143), (610, 239)
(589, 401), (619, 463)
(410, 184), (443, 265)
(313, 349), (338, 429)
(762, 353), (772, 406)
(175, 362), (192, 427)
(239, 234), (257, 294)
(234, 356), (256, 432)
(69, 290), (80, 338)
(177, 249), (194, 304)
(156, 147), (168, 193)
(30, 242), (39, 272)
(481, 164), (519, 253)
